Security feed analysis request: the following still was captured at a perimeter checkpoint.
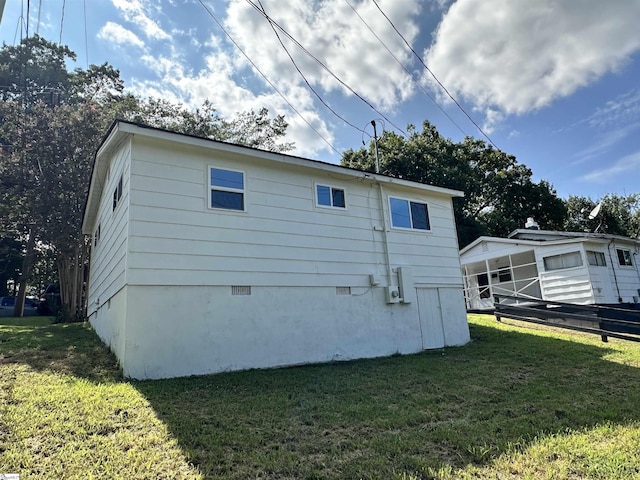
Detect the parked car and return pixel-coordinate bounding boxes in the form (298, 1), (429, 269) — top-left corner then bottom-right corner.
(0, 296), (38, 311)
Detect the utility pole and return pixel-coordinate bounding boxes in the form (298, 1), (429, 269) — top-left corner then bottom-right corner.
(0, 0), (6, 27)
(371, 120), (380, 174)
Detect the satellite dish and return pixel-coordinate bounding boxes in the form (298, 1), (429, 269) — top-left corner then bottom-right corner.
(588, 203), (602, 220)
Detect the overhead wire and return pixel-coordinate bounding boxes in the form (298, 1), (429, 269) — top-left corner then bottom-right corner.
(244, 0), (407, 137)
(255, 0), (366, 136)
(36, 0), (42, 34)
(370, 0), (500, 149)
(344, 0), (467, 138)
(196, 0), (341, 155)
(83, 0), (89, 67)
(59, 0), (65, 44)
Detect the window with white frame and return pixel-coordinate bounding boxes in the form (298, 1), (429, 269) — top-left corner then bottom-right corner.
(586, 250), (606, 266)
(209, 166), (244, 211)
(543, 251), (582, 271)
(389, 197), (430, 230)
(112, 175), (123, 211)
(617, 248), (633, 266)
(316, 184), (345, 208)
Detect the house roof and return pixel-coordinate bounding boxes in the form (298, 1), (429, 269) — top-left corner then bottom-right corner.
(508, 228), (640, 244)
(82, 120), (464, 234)
(460, 231), (640, 258)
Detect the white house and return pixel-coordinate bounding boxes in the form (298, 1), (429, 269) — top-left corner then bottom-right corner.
(81, 121), (470, 379)
(460, 225), (640, 310)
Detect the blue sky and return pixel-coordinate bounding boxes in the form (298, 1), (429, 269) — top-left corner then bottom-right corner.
(2, 0), (640, 200)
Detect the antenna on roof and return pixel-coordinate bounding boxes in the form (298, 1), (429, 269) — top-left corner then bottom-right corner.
(588, 202), (603, 233)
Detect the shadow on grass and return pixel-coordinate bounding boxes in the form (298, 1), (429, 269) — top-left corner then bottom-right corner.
(3, 315), (640, 478)
(132, 319), (640, 479)
(0, 317), (122, 383)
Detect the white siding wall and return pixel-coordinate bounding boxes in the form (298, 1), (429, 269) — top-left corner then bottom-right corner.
(536, 244), (594, 304)
(606, 242), (640, 303)
(126, 136), (463, 290)
(87, 140), (131, 316)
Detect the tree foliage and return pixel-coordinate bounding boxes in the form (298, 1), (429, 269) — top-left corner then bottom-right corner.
(0, 35), (294, 319)
(341, 121), (567, 247)
(564, 194), (640, 238)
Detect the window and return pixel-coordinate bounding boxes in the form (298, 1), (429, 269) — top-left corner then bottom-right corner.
(389, 197), (430, 230)
(586, 250), (606, 266)
(617, 248), (633, 266)
(543, 251), (583, 271)
(112, 175), (123, 211)
(316, 184), (345, 208)
(94, 224), (101, 247)
(209, 167), (244, 211)
(498, 268), (512, 283)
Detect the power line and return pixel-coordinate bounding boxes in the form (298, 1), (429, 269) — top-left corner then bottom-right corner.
(244, 0), (407, 137)
(36, 0), (42, 34)
(83, 0), (89, 67)
(343, 0), (468, 138)
(370, 0), (500, 149)
(255, 0), (366, 136)
(59, 0), (65, 44)
(196, 0), (341, 155)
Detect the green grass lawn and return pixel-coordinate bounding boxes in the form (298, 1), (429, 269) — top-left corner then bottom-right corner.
(1, 314), (639, 479)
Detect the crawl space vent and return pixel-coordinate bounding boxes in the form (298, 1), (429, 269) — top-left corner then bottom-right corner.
(336, 286), (351, 295)
(231, 286), (252, 296)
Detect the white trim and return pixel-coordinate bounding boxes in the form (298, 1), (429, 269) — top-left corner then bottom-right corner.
(388, 195), (432, 232)
(207, 164), (247, 213)
(314, 182), (348, 211)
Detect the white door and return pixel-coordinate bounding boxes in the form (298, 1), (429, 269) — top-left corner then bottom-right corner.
(590, 266), (615, 304)
(417, 288), (445, 349)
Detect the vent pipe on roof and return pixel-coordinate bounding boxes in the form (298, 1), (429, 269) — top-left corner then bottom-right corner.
(525, 217), (539, 230)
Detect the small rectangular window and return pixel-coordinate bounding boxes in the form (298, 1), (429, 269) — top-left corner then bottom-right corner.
(586, 250), (606, 266)
(94, 224), (101, 247)
(543, 251), (583, 271)
(112, 175), (123, 211)
(210, 167), (244, 211)
(390, 197), (430, 230)
(316, 184), (346, 208)
(617, 248), (633, 266)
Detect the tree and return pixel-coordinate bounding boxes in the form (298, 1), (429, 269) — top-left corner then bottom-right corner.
(1, 35), (294, 320)
(341, 121), (566, 247)
(564, 194), (640, 237)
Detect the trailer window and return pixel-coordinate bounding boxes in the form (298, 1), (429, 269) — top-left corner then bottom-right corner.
(617, 249), (633, 267)
(543, 251), (582, 271)
(586, 250), (606, 266)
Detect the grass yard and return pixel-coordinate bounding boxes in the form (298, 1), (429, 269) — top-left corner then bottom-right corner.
(1, 314), (639, 479)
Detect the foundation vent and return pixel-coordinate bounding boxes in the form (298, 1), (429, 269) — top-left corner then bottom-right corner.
(336, 286), (351, 295)
(231, 286), (252, 296)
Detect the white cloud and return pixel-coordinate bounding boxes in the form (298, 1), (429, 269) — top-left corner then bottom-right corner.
(584, 88), (640, 129)
(425, 0), (640, 120)
(125, 0), (426, 157)
(97, 22), (144, 48)
(111, 0), (170, 40)
(580, 151), (640, 183)
(129, 42), (335, 157)
(573, 121), (640, 164)
(224, 0), (420, 111)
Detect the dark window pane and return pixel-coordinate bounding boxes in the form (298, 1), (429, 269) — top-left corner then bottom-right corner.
(210, 168), (244, 189)
(332, 188), (345, 208)
(211, 190), (244, 210)
(410, 201), (430, 230)
(317, 185), (331, 206)
(390, 198), (411, 228)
